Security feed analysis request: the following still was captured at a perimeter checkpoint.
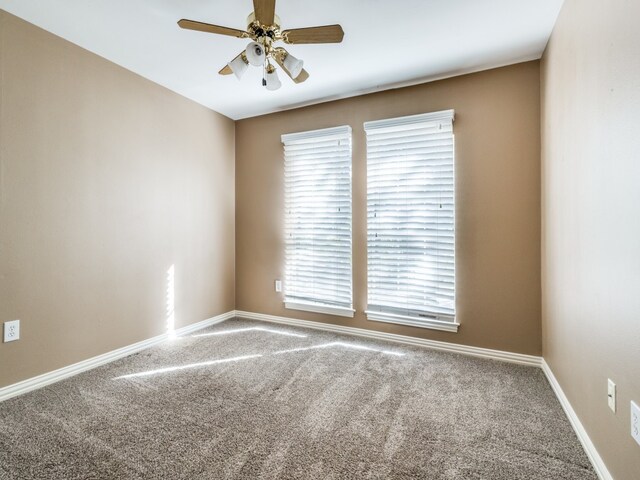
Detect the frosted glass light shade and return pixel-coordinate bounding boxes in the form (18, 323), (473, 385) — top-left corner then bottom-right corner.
(265, 69), (282, 91)
(245, 41), (265, 66)
(283, 53), (304, 79)
(228, 55), (248, 79)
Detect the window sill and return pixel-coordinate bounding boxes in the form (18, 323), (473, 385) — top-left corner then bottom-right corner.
(365, 310), (459, 333)
(285, 301), (355, 318)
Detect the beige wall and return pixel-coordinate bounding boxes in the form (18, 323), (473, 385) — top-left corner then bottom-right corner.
(4, 2), (639, 474)
(236, 61), (542, 355)
(0, 11), (236, 388)
(541, 1), (640, 478)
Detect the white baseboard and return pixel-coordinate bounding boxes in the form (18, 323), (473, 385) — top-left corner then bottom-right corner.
(541, 360), (613, 480)
(234, 310), (542, 367)
(0, 308), (611, 480)
(0, 311), (235, 403)
(172, 311), (235, 337)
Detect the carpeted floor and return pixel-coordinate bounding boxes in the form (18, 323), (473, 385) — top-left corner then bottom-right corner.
(0, 318), (596, 479)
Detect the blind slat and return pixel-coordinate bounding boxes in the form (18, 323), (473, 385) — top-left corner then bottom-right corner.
(366, 111), (455, 322)
(283, 126), (353, 309)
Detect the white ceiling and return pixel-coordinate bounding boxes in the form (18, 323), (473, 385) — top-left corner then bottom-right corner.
(0, 0), (564, 120)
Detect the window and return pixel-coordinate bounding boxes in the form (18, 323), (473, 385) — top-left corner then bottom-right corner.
(365, 110), (457, 332)
(282, 126), (353, 317)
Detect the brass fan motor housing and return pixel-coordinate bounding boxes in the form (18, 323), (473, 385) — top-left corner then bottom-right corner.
(246, 12), (282, 44)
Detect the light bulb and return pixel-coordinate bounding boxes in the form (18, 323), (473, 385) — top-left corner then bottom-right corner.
(228, 54), (248, 80)
(265, 68), (282, 91)
(283, 53), (304, 79)
(245, 41), (265, 66)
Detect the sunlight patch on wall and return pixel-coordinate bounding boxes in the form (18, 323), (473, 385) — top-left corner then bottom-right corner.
(166, 264), (175, 339)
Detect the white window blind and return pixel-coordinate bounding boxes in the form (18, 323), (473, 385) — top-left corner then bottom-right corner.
(282, 126), (354, 318)
(365, 110), (457, 332)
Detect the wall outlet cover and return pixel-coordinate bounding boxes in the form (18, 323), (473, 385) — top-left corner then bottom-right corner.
(3, 320), (20, 343)
(632, 401), (640, 447)
(607, 379), (616, 412)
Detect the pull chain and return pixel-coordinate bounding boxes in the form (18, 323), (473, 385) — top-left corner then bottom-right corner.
(262, 59), (267, 87)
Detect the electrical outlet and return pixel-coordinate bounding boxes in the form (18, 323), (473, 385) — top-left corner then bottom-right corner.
(275, 279), (282, 293)
(3, 320), (20, 343)
(608, 379), (616, 412)
(632, 401), (640, 447)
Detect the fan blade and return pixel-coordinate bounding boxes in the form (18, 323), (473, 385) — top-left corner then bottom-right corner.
(293, 69), (309, 84)
(282, 25), (344, 44)
(178, 19), (247, 38)
(253, 0), (276, 25)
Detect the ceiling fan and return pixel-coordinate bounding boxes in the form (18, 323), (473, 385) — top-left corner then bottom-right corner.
(178, 0), (344, 91)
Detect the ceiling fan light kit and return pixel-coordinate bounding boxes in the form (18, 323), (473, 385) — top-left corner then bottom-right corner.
(228, 53), (249, 79)
(265, 66), (282, 91)
(282, 52), (304, 79)
(178, 0), (344, 91)
(245, 41), (266, 66)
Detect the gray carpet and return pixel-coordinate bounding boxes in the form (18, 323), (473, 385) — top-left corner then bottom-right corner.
(0, 318), (596, 479)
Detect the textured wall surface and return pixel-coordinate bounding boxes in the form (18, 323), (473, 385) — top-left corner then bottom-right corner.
(541, 0), (640, 478)
(0, 11), (236, 387)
